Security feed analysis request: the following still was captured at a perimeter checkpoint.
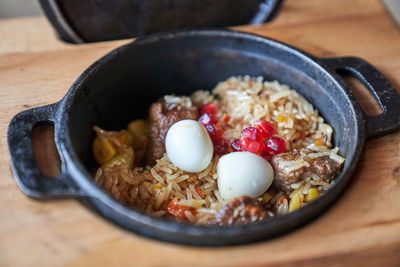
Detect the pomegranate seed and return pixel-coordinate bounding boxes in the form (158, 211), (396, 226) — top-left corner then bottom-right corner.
(199, 103), (218, 116)
(239, 137), (252, 149)
(259, 141), (267, 153)
(261, 150), (274, 161)
(255, 120), (276, 139)
(231, 139), (241, 151)
(214, 130), (224, 140)
(213, 138), (228, 155)
(204, 124), (217, 138)
(266, 136), (286, 155)
(248, 141), (262, 154)
(238, 137), (264, 154)
(198, 113), (213, 125)
(241, 127), (264, 142)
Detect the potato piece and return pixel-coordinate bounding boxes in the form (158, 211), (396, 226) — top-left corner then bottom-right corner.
(101, 147), (135, 170)
(127, 119), (148, 149)
(93, 137), (117, 165)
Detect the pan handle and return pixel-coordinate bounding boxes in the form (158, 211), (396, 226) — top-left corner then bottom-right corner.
(7, 103), (83, 199)
(319, 56), (400, 139)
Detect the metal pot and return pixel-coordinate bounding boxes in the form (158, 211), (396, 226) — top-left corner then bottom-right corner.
(39, 0), (283, 43)
(7, 29), (400, 246)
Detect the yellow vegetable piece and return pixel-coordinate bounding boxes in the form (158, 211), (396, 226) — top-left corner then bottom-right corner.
(277, 113), (288, 123)
(127, 119), (148, 149)
(260, 192), (272, 204)
(314, 137), (325, 146)
(117, 130), (132, 147)
(153, 184), (162, 191)
(92, 136), (117, 165)
(289, 190), (302, 213)
(305, 188), (319, 202)
(101, 147), (135, 170)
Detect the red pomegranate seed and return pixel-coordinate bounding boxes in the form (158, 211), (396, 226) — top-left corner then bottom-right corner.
(255, 120), (276, 139)
(213, 138), (228, 155)
(266, 136), (286, 155)
(259, 141), (267, 154)
(204, 124), (217, 138)
(248, 141), (262, 154)
(198, 113), (213, 125)
(261, 150), (274, 161)
(241, 127), (264, 142)
(238, 137), (264, 154)
(231, 139), (241, 151)
(199, 103), (218, 116)
(215, 130), (224, 140)
(239, 137), (252, 149)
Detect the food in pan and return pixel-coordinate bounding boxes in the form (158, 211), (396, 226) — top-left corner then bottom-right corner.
(92, 76), (345, 225)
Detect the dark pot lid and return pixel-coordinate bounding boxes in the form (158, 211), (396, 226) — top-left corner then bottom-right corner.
(38, 0), (283, 43)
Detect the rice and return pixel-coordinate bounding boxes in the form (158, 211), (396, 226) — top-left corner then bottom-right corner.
(94, 76), (346, 224)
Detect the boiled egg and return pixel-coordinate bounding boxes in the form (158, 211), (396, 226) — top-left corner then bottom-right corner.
(217, 152), (274, 200)
(165, 120), (213, 172)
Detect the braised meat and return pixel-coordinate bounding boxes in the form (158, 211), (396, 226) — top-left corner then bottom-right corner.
(311, 157), (342, 181)
(212, 196), (267, 225)
(271, 149), (342, 192)
(271, 151), (307, 192)
(146, 99), (197, 165)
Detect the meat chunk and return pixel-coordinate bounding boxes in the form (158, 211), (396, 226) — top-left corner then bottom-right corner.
(311, 157), (342, 181)
(271, 149), (343, 192)
(271, 151), (307, 192)
(146, 99), (197, 165)
(212, 196), (267, 225)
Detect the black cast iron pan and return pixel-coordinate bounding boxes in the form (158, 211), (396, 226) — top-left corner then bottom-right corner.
(7, 29), (400, 246)
(39, 0), (283, 43)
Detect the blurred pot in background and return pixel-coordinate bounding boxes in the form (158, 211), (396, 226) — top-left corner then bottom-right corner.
(39, 0), (283, 43)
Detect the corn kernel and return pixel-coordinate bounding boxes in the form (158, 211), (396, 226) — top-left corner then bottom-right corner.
(154, 184), (162, 190)
(260, 192), (272, 204)
(277, 113), (288, 123)
(314, 137), (325, 146)
(305, 188), (319, 202)
(288, 190), (302, 212)
(92, 137), (117, 165)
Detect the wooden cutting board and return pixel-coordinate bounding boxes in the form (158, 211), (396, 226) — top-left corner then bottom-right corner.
(1, 0), (400, 266)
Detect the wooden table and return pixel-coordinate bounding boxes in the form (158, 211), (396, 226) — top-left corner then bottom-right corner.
(1, 0), (400, 266)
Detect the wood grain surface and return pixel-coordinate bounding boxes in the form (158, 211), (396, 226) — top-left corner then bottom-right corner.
(1, 0), (400, 266)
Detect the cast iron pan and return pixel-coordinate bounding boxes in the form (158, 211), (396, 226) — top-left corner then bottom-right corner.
(7, 29), (400, 246)
(39, 0), (283, 43)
